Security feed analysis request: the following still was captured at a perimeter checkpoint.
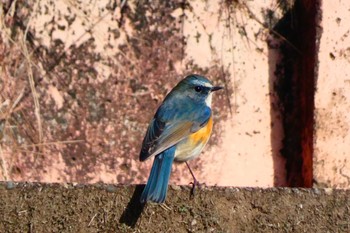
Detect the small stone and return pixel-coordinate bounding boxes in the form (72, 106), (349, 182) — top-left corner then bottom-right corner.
(6, 181), (15, 190)
(313, 188), (321, 195)
(106, 185), (117, 193)
(324, 188), (333, 195)
(170, 184), (181, 191)
(191, 219), (197, 226)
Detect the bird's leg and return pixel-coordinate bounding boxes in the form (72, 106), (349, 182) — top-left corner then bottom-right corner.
(185, 161), (199, 197)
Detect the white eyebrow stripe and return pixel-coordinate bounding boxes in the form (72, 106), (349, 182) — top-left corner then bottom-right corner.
(192, 80), (213, 88)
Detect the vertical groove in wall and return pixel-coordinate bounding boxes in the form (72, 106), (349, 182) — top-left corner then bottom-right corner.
(273, 0), (319, 187)
(295, 0), (318, 187)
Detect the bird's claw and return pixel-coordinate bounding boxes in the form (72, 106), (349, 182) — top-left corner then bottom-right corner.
(189, 180), (206, 197)
(189, 180), (197, 197)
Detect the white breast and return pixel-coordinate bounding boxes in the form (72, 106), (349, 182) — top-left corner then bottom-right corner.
(174, 138), (208, 162)
(205, 92), (213, 107)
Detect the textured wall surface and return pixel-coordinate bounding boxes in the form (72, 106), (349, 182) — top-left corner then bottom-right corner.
(0, 0), (288, 187)
(314, 0), (350, 188)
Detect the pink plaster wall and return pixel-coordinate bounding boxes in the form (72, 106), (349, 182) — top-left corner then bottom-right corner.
(175, 1), (287, 187)
(0, 0), (286, 187)
(314, 0), (350, 188)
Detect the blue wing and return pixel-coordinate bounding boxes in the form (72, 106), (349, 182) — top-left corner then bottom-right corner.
(139, 101), (211, 161)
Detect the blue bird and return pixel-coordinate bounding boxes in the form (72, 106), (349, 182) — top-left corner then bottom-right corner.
(140, 74), (223, 203)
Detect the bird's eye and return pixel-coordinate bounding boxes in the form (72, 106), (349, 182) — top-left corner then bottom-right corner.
(194, 86), (202, 92)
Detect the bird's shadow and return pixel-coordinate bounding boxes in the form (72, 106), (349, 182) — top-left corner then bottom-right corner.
(119, 185), (146, 228)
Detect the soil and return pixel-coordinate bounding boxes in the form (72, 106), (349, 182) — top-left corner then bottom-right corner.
(0, 182), (349, 232)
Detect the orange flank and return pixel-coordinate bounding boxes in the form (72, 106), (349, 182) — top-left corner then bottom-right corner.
(189, 115), (213, 145)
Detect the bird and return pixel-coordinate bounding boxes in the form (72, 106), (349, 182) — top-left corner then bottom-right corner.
(139, 74), (223, 203)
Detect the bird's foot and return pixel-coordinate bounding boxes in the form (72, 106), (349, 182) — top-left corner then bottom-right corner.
(189, 179), (207, 198)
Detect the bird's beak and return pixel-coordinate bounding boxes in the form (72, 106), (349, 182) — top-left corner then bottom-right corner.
(211, 86), (224, 92)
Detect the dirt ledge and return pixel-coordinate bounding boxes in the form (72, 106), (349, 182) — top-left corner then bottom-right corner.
(0, 182), (349, 232)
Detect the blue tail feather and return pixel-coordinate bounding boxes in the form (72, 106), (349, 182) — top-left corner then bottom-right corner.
(140, 146), (175, 203)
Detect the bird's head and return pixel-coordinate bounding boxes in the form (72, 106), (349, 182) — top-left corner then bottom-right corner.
(171, 74), (223, 106)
